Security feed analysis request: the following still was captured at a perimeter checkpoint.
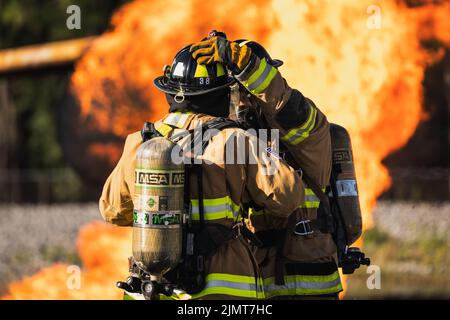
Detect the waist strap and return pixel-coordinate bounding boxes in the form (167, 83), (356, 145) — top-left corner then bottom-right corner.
(255, 217), (330, 248)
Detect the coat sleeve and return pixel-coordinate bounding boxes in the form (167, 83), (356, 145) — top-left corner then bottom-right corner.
(241, 130), (304, 218)
(99, 132), (141, 226)
(235, 55), (332, 187)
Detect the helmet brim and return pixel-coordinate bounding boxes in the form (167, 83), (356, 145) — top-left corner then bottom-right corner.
(271, 59), (284, 68)
(153, 76), (236, 96)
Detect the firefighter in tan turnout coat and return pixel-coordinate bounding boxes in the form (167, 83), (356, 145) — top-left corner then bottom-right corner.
(189, 35), (343, 299)
(99, 42), (304, 299)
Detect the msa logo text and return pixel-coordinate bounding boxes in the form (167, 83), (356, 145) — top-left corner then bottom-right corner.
(333, 149), (352, 163)
(136, 170), (184, 186)
(171, 173), (184, 185)
(138, 172), (169, 185)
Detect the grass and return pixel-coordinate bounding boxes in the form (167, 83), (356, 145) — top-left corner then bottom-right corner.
(0, 202), (449, 299)
(0, 204), (99, 296)
(345, 225), (450, 299)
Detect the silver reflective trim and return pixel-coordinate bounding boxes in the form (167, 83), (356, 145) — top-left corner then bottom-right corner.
(264, 277), (341, 293)
(304, 195), (320, 202)
(191, 203), (230, 214)
(335, 179), (358, 196)
(164, 113), (190, 127)
(206, 280), (257, 291)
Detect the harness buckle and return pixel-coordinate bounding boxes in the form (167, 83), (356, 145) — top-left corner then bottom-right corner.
(294, 220), (314, 236)
(232, 221), (243, 238)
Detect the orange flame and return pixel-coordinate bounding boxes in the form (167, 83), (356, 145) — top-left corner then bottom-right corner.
(3, 0), (449, 299)
(2, 222), (131, 300)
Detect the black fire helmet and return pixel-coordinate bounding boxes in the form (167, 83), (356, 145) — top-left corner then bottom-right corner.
(153, 44), (235, 100)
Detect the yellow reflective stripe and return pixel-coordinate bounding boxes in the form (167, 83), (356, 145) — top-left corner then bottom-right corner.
(241, 58), (278, 95)
(299, 201), (320, 209)
(207, 273), (257, 284)
(290, 107), (317, 145)
(216, 63), (225, 76)
(281, 105), (315, 141)
(191, 273), (260, 299)
(264, 283), (342, 297)
(305, 187), (326, 195)
(253, 66), (277, 94)
(300, 187), (326, 208)
(281, 105), (317, 145)
(194, 64), (209, 77)
(191, 196), (241, 220)
(155, 123), (173, 137)
(263, 272), (342, 298)
(257, 277), (265, 299)
(243, 58), (267, 88)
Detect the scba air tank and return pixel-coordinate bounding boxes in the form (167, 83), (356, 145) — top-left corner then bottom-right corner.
(330, 124), (363, 245)
(133, 137), (184, 277)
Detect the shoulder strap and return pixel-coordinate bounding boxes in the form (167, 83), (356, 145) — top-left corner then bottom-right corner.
(301, 172), (334, 233)
(141, 122), (162, 142)
(197, 117), (244, 154)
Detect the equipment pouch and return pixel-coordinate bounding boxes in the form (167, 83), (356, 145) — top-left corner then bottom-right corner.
(282, 209), (337, 262)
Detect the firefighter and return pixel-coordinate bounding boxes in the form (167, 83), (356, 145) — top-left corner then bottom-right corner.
(99, 43), (304, 299)
(190, 35), (343, 299)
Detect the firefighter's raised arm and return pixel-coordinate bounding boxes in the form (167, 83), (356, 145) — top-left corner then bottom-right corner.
(190, 36), (331, 186)
(99, 132), (141, 226)
(235, 53), (331, 186)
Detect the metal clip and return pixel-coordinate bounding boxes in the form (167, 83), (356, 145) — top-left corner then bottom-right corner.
(294, 220), (314, 236)
(174, 89), (185, 103)
(232, 221), (243, 238)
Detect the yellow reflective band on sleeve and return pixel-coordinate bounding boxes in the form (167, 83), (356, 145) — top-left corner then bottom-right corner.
(299, 200), (320, 209)
(194, 64), (210, 78)
(191, 196), (241, 221)
(243, 58), (267, 87)
(263, 271), (342, 298)
(299, 187), (325, 209)
(216, 63), (225, 76)
(253, 67), (277, 94)
(241, 58), (278, 95)
(281, 105), (317, 145)
(191, 273), (261, 299)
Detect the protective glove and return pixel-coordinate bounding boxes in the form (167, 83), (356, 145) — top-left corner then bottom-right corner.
(189, 36), (252, 73)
